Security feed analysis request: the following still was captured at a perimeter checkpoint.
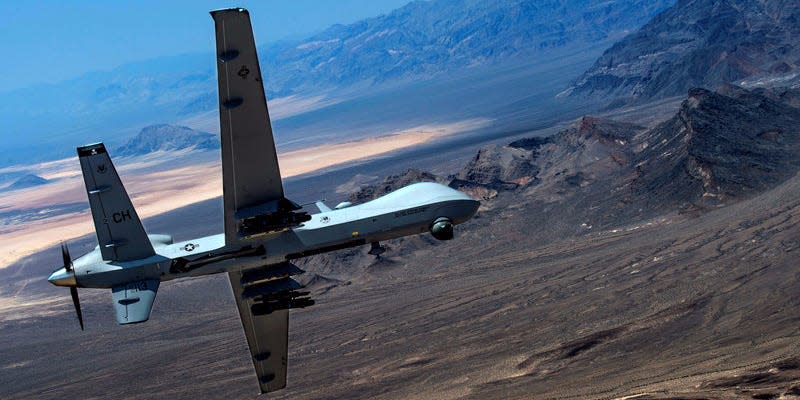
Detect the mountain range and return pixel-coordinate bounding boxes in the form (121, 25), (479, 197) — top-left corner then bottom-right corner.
(0, 0), (674, 166)
(260, 0), (675, 96)
(5, 174), (49, 191)
(565, 0), (800, 103)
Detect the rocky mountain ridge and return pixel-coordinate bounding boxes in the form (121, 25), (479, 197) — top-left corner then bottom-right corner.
(114, 124), (219, 157)
(262, 0), (674, 96)
(566, 0), (800, 103)
(498, 86), (797, 206)
(631, 85), (800, 208)
(334, 84), (800, 257)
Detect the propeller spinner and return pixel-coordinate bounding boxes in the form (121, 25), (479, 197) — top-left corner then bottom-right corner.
(48, 242), (84, 330)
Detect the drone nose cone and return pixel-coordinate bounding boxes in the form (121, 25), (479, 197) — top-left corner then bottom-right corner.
(48, 267), (76, 287)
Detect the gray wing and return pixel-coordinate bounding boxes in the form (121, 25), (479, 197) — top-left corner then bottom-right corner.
(228, 270), (290, 394)
(211, 8), (286, 244)
(77, 143), (155, 261)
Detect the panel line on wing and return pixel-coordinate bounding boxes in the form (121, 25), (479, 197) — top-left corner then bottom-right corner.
(221, 19), (239, 209)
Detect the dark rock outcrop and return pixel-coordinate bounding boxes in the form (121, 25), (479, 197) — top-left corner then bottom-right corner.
(508, 136), (553, 152)
(115, 124), (219, 157)
(453, 116), (644, 193)
(452, 145), (539, 191)
(297, 273), (350, 295)
(632, 87), (800, 208)
(747, 86), (800, 110)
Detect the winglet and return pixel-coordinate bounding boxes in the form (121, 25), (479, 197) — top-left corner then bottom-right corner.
(77, 143), (155, 261)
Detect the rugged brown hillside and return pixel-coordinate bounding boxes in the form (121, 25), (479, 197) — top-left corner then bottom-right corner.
(459, 85), (800, 224)
(632, 86), (800, 210)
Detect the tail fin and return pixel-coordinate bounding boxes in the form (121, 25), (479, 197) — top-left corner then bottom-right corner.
(77, 143), (155, 261)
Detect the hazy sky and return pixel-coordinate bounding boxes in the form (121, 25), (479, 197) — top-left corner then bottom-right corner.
(0, 0), (414, 92)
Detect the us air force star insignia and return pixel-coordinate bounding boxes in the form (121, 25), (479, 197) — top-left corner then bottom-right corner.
(183, 243), (197, 251)
(237, 65), (250, 79)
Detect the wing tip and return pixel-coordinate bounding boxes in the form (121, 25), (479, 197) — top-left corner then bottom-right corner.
(77, 142), (107, 157)
(210, 7), (249, 18)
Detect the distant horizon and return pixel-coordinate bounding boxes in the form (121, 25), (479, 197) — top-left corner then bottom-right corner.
(0, 0), (678, 168)
(0, 0), (414, 93)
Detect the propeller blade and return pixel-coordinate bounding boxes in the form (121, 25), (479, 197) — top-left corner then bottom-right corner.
(61, 242), (73, 272)
(69, 286), (84, 330)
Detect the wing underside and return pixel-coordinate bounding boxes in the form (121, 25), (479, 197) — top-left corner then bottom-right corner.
(227, 262), (313, 393)
(228, 270), (290, 393)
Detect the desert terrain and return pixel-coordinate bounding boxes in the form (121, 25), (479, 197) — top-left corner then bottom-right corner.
(3, 0), (800, 398)
(2, 86), (800, 399)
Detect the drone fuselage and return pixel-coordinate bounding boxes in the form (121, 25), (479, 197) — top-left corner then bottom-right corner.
(53, 182), (479, 290)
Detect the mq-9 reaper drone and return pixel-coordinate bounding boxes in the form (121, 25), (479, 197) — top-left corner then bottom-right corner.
(48, 8), (479, 394)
